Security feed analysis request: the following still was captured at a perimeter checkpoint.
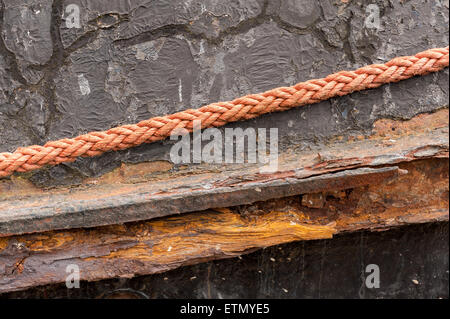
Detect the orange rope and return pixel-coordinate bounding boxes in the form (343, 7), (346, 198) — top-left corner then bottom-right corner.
(0, 46), (448, 178)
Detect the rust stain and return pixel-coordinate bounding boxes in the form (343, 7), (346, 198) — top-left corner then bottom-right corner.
(372, 108), (448, 139)
(24, 232), (75, 252)
(0, 237), (8, 251)
(85, 160), (173, 185)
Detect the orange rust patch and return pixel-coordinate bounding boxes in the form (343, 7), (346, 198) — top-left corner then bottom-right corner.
(25, 232), (75, 252)
(372, 108), (449, 139)
(0, 237), (8, 251)
(85, 160), (173, 185)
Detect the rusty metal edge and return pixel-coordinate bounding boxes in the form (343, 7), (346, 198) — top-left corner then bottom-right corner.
(0, 166), (400, 237)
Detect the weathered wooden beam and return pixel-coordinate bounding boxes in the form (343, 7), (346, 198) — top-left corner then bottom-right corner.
(0, 166), (401, 237)
(0, 158), (447, 293)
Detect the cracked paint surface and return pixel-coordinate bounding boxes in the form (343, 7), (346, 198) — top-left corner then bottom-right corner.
(0, 0), (448, 187)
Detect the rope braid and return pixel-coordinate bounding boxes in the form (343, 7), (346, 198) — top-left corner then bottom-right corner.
(0, 46), (448, 177)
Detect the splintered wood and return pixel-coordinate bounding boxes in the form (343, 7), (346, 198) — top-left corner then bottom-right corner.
(0, 159), (447, 293)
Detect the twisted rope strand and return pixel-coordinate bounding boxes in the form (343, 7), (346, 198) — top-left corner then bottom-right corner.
(0, 46), (448, 177)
